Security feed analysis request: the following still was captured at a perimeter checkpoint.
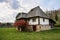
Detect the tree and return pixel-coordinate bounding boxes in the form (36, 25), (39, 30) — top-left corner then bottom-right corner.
(55, 14), (58, 21)
(14, 19), (29, 31)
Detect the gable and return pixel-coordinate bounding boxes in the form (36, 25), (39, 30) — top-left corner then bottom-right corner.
(27, 6), (49, 18)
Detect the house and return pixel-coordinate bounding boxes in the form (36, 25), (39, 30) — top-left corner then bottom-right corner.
(16, 6), (56, 32)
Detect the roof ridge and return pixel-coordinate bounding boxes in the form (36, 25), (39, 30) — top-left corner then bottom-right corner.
(27, 6), (49, 18)
(28, 6), (40, 13)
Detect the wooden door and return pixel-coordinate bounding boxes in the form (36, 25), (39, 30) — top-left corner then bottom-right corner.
(33, 25), (36, 31)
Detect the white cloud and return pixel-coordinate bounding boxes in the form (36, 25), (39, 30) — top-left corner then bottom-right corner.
(40, 0), (60, 11)
(0, 0), (60, 23)
(0, 2), (17, 23)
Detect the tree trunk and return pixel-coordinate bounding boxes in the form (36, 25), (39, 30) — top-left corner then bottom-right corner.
(17, 26), (21, 31)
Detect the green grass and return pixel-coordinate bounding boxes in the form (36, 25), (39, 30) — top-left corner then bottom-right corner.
(0, 27), (60, 40)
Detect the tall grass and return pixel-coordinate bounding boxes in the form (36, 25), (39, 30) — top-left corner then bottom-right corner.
(0, 27), (60, 40)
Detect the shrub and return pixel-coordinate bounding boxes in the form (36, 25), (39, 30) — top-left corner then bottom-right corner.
(14, 19), (29, 31)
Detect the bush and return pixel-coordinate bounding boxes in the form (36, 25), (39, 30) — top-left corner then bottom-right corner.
(14, 19), (29, 31)
(55, 24), (60, 27)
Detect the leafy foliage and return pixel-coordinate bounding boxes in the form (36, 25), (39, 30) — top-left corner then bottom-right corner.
(55, 14), (58, 21)
(14, 19), (28, 27)
(14, 19), (29, 31)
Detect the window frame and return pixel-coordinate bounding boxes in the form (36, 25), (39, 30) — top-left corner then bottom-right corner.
(32, 18), (36, 22)
(43, 18), (45, 22)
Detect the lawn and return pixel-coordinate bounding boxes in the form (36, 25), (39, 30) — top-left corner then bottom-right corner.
(0, 27), (60, 40)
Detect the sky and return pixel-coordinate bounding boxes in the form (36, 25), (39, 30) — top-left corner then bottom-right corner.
(0, 0), (60, 23)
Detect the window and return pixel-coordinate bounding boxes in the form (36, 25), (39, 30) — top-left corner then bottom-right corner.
(32, 18), (36, 22)
(43, 18), (45, 22)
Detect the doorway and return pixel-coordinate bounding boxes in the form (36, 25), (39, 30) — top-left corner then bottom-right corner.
(33, 25), (36, 31)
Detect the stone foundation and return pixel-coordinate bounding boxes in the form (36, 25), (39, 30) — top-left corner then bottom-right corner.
(35, 25), (41, 32)
(28, 25), (51, 32)
(16, 25), (51, 32)
(16, 27), (21, 31)
(40, 25), (51, 30)
(27, 25), (33, 31)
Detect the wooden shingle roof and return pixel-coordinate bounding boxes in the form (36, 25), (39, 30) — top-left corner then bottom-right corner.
(16, 12), (27, 19)
(27, 6), (49, 18)
(16, 6), (50, 19)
